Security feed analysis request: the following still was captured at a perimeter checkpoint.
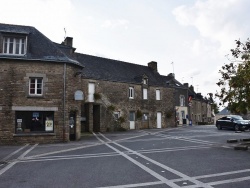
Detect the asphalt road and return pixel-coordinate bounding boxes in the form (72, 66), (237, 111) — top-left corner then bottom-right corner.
(1, 125), (250, 188)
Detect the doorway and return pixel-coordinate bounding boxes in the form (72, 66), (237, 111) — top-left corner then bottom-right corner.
(157, 112), (162, 128)
(129, 112), (135, 129)
(93, 105), (100, 132)
(69, 112), (76, 141)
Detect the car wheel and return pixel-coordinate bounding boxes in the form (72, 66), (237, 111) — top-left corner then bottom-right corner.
(217, 124), (222, 130)
(234, 124), (240, 131)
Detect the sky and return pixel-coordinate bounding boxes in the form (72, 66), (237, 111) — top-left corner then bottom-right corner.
(1, 0), (250, 104)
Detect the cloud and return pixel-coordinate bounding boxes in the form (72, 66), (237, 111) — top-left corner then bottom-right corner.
(0, 0), (74, 42)
(172, 0), (250, 55)
(101, 19), (130, 29)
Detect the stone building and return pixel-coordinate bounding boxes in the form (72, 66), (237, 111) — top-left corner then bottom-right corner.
(70, 54), (176, 132)
(187, 85), (213, 125)
(0, 23), (84, 144)
(164, 74), (189, 126)
(0, 23), (176, 144)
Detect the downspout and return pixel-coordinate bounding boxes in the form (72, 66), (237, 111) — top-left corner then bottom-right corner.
(63, 63), (66, 142)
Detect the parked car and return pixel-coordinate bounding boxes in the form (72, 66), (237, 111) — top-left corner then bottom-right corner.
(216, 115), (250, 131)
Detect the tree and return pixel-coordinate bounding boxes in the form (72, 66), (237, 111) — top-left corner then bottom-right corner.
(208, 93), (219, 114)
(216, 38), (250, 114)
(211, 103), (220, 114)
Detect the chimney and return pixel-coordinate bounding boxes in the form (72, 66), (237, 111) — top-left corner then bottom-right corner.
(63, 37), (73, 47)
(167, 73), (175, 78)
(189, 85), (194, 92)
(148, 61), (158, 72)
(183, 83), (189, 87)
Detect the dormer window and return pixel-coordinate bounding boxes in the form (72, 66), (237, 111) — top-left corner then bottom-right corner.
(3, 37), (26, 55)
(143, 78), (148, 85)
(180, 95), (185, 106)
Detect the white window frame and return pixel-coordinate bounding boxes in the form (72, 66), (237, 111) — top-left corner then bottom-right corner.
(143, 78), (148, 85)
(156, 89), (161, 100)
(29, 78), (43, 96)
(114, 111), (120, 120)
(88, 83), (95, 102)
(143, 88), (148, 100)
(3, 36), (27, 55)
(129, 87), (134, 99)
(180, 95), (185, 106)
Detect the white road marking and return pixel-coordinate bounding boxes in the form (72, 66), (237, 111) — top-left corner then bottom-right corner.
(209, 176), (250, 186)
(26, 143), (102, 159)
(94, 133), (182, 188)
(0, 144), (38, 176)
(98, 133), (213, 188)
(97, 181), (163, 188)
(0, 144), (29, 162)
(194, 168), (250, 179)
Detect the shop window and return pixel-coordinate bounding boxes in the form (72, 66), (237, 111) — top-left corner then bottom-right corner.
(15, 111), (54, 133)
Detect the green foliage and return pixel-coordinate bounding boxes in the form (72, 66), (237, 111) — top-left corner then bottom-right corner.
(136, 109), (142, 120)
(117, 116), (125, 123)
(94, 93), (101, 100)
(211, 103), (220, 114)
(216, 39), (250, 114)
(116, 126), (127, 131)
(107, 105), (115, 111)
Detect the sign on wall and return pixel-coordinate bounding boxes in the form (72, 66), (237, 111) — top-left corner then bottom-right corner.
(74, 90), (84, 101)
(45, 120), (53, 131)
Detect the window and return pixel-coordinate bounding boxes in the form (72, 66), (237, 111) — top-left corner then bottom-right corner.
(142, 113), (149, 121)
(180, 95), (185, 106)
(29, 78), (43, 96)
(16, 111), (54, 133)
(3, 37), (26, 55)
(88, 83), (95, 102)
(156, 89), (161, 100)
(143, 88), (148, 100)
(129, 87), (134, 99)
(114, 111), (120, 120)
(143, 78), (148, 85)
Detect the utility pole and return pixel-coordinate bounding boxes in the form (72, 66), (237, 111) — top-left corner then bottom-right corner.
(196, 85), (199, 92)
(171, 62), (174, 74)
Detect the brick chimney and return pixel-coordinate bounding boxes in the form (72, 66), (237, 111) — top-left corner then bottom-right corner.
(183, 83), (189, 88)
(148, 61), (158, 72)
(63, 37), (73, 47)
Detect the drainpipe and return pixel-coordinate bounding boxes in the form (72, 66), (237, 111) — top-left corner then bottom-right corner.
(63, 63), (66, 142)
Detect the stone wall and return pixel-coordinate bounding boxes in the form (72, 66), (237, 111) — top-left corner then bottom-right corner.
(0, 60), (83, 144)
(81, 79), (175, 131)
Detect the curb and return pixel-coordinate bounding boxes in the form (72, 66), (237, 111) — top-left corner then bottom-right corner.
(234, 145), (248, 151)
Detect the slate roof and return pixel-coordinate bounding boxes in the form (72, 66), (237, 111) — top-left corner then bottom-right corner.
(0, 23), (82, 67)
(73, 53), (168, 87)
(217, 107), (232, 115)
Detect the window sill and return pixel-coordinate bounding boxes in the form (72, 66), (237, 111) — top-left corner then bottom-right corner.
(13, 133), (55, 137)
(27, 95), (44, 98)
(0, 53), (26, 56)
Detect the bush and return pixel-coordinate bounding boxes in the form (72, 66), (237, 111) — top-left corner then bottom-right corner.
(94, 93), (101, 100)
(197, 122), (207, 125)
(107, 105), (115, 111)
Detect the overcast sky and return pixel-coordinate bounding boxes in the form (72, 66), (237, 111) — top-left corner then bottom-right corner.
(1, 0), (249, 102)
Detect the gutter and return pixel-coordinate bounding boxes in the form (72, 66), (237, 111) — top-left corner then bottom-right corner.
(63, 63), (66, 142)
